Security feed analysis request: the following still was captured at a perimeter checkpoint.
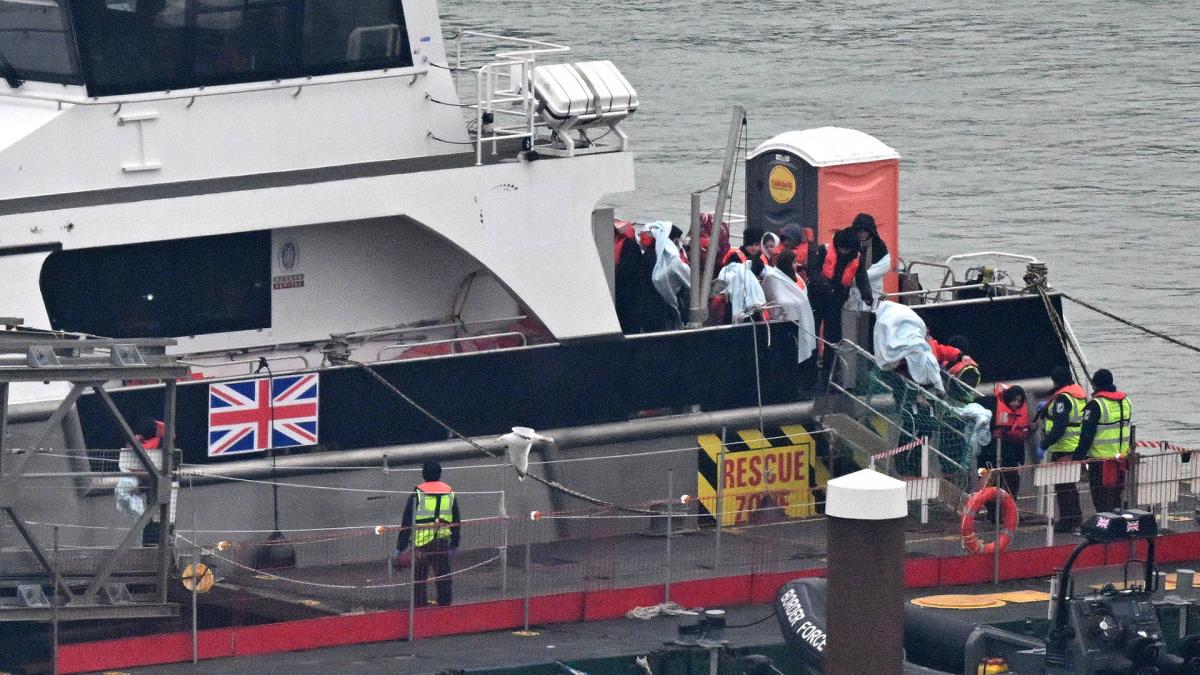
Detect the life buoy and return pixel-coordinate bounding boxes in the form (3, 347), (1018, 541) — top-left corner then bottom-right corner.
(960, 486), (1018, 555)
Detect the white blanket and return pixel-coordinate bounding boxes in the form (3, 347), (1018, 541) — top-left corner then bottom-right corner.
(647, 221), (691, 322)
(954, 402), (994, 454)
(717, 262), (765, 324)
(872, 300), (943, 392)
(848, 252), (892, 311)
(759, 266), (816, 362)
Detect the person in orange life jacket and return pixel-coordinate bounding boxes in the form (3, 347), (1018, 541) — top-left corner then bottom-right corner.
(810, 228), (872, 348)
(115, 417), (166, 541)
(722, 227), (769, 277)
(698, 212), (732, 280)
(395, 460), (461, 606)
(1037, 366), (1088, 533)
(940, 335), (981, 403)
(974, 385), (1029, 520)
(1073, 369), (1132, 514)
(634, 227), (679, 333)
(777, 224), (815, 283)
(613, 221), (642, 334)
(668, 224), (687, 264)
(772, 249), (806, 290)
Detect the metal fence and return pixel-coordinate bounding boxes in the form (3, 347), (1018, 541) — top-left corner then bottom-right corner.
(5, 431), (1197, 662)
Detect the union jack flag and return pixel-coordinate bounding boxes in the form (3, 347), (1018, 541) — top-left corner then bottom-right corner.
(207, 374), (320, 457)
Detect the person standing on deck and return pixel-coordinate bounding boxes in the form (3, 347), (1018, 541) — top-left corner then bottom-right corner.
(1038, 366), (1088, 533)
(1073, 369), (1132, 514)
(395, 460), (461, 606)
(975, 384), (1029, 520)
(810, 227), (872, 348)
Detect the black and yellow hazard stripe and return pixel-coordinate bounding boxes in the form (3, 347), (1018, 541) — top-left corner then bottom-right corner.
(696, 425), (816, 526)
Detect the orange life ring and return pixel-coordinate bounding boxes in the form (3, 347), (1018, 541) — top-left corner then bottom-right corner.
(960, 486), (1018, 555)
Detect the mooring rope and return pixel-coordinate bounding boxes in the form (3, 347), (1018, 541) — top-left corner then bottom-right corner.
(1061, 293), (1200, 355)
(347, 359), (658, 515)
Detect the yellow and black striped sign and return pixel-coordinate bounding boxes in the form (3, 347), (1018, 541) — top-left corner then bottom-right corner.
(697, 425), (816, 526)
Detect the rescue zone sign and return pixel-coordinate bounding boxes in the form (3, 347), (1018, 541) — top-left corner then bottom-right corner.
(696, 425), (816, 526)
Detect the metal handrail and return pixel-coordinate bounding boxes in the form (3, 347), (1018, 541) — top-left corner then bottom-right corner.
(0, 67), (429, 107)
(177, 355), (311, 376)
(452, 30), (571, 165)
(454, 30), (570, 65)
(828, 339), (974, 447)
(944, 251), (1040, 267)
(376, 332), (528, 361)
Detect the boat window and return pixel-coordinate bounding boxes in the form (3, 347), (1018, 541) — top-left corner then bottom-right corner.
(72, 0), (412, 97)
(39, 231), (271, 339)
(0, 0), (81, 84)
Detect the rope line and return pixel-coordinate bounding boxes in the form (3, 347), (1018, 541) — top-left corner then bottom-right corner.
(1061, 293), (1200, 355)
(347, 360), (658, 515)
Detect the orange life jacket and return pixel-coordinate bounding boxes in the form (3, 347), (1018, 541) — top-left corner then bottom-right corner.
(722, 247), (768, 268)
(1049, 383), (1087, 402)
(947, 354), (979, 377)
(416, 480), (452, 495)
(993, 383), (1029, 443)
(821, 247), (859, 288)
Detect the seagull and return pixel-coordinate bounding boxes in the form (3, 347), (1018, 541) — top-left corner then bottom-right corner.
(498, 426), (554, 481)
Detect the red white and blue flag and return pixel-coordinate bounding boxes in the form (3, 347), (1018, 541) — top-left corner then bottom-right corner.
(207, 374), (319, 457)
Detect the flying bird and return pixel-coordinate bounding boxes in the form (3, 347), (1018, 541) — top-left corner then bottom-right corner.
(499, 426), (554, 481)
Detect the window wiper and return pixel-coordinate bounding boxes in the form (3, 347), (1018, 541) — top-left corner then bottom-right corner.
(0, 48), (24, 88)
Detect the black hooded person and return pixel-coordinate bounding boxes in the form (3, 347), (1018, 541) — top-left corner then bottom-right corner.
(849, 212), (889, 267)
(810, 228), (873, 347)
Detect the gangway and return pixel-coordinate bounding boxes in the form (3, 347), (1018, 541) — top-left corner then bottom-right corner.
(820, 338), (979, 516)
(0, 324), (187, 622)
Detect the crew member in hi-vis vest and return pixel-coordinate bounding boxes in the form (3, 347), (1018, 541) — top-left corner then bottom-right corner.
(395, 460), (461, 606)
(1074, 369), (1133, 514)
(1038, 366), (1087, 533)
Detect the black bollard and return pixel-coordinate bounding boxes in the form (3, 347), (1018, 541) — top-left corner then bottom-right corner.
(825, 469), (907, 675)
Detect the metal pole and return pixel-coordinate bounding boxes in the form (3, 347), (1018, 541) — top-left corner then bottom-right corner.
(714, 426), (727, 572)
(665, 469), (673, 603)
(191, 475), (198, 663)
(407, 535), (416, 642)
(993, 438), (1002, 584)
(1045, 467), (1055, 548)
(688, 191), (705, 326)
(697, 106), (746, 308)
(523, 537), (532, 632)
(499, 490), (508, 598)
(1159, 440), (1170, 529)
(920, 441), (930, 524)
(52, 526), (60, 675)
(160, 379), (177, 603)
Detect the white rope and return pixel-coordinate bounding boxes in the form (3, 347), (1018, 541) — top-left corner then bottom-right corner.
(176, 471), (503, 495)
(178, 534), (501, 590)
(625, 601), (696, 620)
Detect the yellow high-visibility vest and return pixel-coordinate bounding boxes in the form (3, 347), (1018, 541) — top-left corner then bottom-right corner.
(1044, 385), (1086, 456)
(1090, 393), (1132, 459)
(413, 483), (455, 548)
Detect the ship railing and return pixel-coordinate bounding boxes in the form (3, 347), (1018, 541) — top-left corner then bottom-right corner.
(450, 30), (571, 165)
(824, 337), (981, 508)
(175, 355), (313, 379)
(897, 252), (1034, 306)
(375, 331), (528, 362)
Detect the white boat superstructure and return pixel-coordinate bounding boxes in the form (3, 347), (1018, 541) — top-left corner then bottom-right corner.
(0, 0), (637, 400)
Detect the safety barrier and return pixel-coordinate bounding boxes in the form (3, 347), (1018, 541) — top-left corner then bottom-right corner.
(16, 431), (1200, 673)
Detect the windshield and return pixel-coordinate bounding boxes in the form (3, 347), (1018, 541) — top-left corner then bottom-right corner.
(0, 0), (80, 84)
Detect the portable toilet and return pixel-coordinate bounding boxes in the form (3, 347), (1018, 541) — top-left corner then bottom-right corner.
(746, 128), (900, 290)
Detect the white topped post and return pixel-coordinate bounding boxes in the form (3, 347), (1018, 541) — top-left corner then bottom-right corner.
(825, 469), (907, 675)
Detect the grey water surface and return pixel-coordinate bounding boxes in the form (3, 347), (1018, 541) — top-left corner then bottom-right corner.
(444, 0), (1200, 443)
